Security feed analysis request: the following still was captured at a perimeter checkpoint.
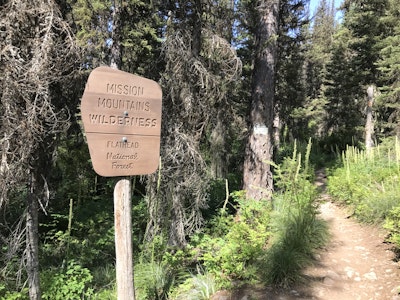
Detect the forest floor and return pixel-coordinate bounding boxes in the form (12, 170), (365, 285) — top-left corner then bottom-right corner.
(225, 169), (400, 300)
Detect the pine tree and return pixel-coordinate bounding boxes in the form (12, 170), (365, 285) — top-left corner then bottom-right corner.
(294, 0), (335, 140)
(71, 0), (161, 76)
(376, 0), (400, 137)
(275, 0), (311, 142)
(145, 0), (241, 246)
(0, 0), (79, 297)
(324, 25), (363, 146)
(324, 0), (388, 147)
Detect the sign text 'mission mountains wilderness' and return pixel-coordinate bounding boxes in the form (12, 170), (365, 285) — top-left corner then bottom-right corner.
(81, 66), (162, 177)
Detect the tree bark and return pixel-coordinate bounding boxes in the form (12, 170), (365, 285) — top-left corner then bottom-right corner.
(110, 0), (122, 69)
(114, 179), (135, 300)
(191, 0), (202, 57)
(26, 172), (41, 300)
(243, 0), (279, 200)
(365, 85), (375, 152)
(210, 115), (227, 178)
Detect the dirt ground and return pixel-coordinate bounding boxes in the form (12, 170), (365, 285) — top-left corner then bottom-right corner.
(219, 170), (400, 300)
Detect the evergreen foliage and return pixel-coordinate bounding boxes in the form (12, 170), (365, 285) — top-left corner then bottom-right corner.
(376, 0), (400, 136)
(276, 0), (310, 141)
(1, 0), (400, 297)
(145, 0), (241, 246)
(296, 0), (335, 139)
(70, 0), (162, 75)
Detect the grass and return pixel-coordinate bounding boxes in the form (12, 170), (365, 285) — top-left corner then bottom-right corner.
(258, 140), (330, 287)
(328, 137), (400, 222)
(171, 270), (217, 300)
(327, 137), (400, 247)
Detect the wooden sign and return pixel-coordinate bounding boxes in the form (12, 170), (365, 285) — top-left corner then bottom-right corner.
(81, 66), (162, 176)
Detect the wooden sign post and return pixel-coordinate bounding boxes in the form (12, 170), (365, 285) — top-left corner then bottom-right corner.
(81, 66), (162, 299)
(114, 179), (134, 299)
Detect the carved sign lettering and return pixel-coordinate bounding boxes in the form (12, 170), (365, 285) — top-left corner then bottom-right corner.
(81, 67), (162, 176)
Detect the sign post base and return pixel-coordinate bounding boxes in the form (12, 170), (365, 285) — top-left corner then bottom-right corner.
(114, 178), (135, 299)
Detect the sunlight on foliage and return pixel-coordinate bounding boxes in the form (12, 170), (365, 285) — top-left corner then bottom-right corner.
(41, 260), (93, 300)
(259, 141), (329, 287)
(328, 137), (400, 247)
(170, 270), (217, 300)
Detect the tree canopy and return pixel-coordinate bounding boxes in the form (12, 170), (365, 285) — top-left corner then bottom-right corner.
(1, 0), (400, 297)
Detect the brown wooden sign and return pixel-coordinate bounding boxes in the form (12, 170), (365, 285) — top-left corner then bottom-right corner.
(81, 66), (162, 176)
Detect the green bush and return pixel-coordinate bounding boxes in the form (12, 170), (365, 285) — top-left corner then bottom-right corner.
(41, 260), (93, 300)
(195, 192), (272, 286)
(0, 285), (28, 300)
(129, 139), (330, 295)
(384, 206), (400, 248)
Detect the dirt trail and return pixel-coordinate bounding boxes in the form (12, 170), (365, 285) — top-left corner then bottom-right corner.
(229, 170), (400, 300)
(297, 170), (400, 300)
(298, 201), (400, 300)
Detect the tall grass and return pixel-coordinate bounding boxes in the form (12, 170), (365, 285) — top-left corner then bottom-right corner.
(328, 137), (400, 222)
(328, 137), (400, 247)
(170, 270), (217, 300)
(260, 140), (329, 287)
(134, 260), (174, 300)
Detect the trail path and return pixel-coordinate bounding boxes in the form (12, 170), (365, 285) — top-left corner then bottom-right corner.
(299, 170), (400, 300)
(292, 169), (400, 300)
(229, 170), (400, 300)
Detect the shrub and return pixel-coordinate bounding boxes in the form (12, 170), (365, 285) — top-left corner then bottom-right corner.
(41, 260), (93, 300)
(328, 138), (400, 224)
(384, 206), (400, 248)
(0, 285), (28, 300)
(196, 193), (272, 286)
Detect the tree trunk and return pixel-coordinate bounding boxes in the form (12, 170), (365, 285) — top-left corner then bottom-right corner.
(365, 85), (375, 152)
(26, 172), (41, 300)
(210, 115), (227, 178)
(243, 0), (279, 200)
(110, 0), (122, 69)
(191, 0), (202, 57)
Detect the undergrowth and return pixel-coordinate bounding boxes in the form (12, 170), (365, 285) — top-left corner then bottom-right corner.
(261, 140), (329, 286)
(328, 137), (400, 248)
(1, 140), (330, 298)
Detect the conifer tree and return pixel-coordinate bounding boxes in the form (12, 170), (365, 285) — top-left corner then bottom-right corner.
(0, 0), (79, 298)
(275, 0), (310, 142)
(324, 0), (387, 146)
(145, 0), (241, 246)
(71, 0), (161, 75)
(376, 0), (400, 137)
(293, 0), (335, 139)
